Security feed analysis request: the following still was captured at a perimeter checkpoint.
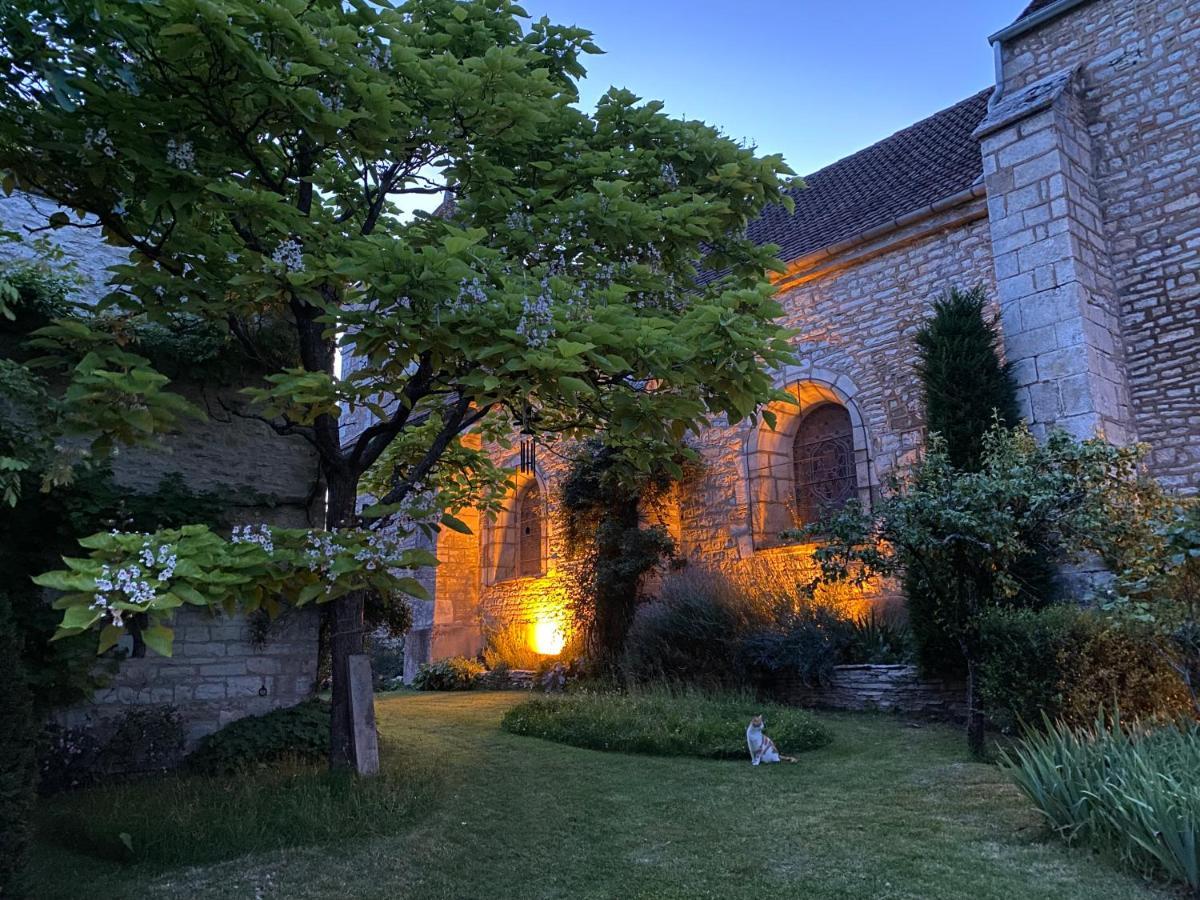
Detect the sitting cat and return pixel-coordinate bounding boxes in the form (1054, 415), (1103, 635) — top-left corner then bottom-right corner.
(746, 714), (797, 765)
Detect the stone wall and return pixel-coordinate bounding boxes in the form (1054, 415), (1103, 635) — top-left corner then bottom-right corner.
(678, 202), (996, 571)
(55, 607), (320, 748)
(2, 191), (325, 750)
(999, 0), (1200, 489)
(773, 664), (967, 721)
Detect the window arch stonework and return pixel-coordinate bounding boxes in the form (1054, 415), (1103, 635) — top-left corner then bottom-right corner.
(484, 474), (547, 584)
(744, 378), (871, 552)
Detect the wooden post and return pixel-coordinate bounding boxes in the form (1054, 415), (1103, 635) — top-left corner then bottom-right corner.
(347, 654), (380, 775)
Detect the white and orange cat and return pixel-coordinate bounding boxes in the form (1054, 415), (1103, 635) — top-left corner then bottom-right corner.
(746, 715), (797, 765)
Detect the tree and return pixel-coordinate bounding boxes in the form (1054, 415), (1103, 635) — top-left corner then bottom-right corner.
(2, 0), (796, 771)
(799, 425), (1140, 756)
(914, 285), (1019, 471)
(908, 285), (1053, 675)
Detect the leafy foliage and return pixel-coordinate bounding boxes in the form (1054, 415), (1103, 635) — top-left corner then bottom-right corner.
(187, 699), (330, 775)
(621, 568), (766, 687)
(1004, 715), (1200, 891)
(561, 438), (680, 667)
(482, 617), (544, 672)
(411, 656), (486, 691)
(1, 1), (798, 763)
(908, 285), (1051, 676)
(501, 687), (831, 760)
(914, 285), (1020, 470)
(799, 424), (1145, 754)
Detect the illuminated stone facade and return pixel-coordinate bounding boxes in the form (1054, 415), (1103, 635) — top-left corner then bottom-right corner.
(407, 0), (1200, 676)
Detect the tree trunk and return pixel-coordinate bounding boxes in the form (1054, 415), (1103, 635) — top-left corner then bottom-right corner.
(965, 654), (986, 758)
(325, 473), (375, 773)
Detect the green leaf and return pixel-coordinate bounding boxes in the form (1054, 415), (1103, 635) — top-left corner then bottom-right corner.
(140, 623), (175, 657)
(440, 513), (474, 535)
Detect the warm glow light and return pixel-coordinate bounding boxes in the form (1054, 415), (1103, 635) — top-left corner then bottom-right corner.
(531, 619), (566, 656)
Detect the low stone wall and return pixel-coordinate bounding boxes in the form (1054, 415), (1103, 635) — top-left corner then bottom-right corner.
(53, 605), (319, 750)
(774, 664), (967, 721)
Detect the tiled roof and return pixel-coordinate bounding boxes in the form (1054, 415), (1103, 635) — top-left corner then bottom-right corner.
(747, 88), (992, 264)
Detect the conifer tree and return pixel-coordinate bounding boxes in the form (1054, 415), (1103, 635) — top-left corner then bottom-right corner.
(907, 285), (1052, 675)
(915, 285), (1020, 471)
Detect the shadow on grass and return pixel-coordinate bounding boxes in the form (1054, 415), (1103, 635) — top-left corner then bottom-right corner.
(35, 754), (438, 869)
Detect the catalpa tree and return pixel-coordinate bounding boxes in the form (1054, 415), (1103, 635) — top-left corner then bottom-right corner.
(0, 0), (796, 771)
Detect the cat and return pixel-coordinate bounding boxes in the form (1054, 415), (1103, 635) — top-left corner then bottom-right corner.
(746, 715), (797, 765)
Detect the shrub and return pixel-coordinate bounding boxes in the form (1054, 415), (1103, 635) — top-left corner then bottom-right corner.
(1004, 715), (1200, 891)
(621, 568), (766, 686)
(979, 606), (1089, 733)
(411, 657), (486, 691)
(741, 606), (854, 688)
(369, 630), (406, 690)
(843, 609), (913, 665)
(501, 687), (831, 760)
(187, 700), (329, 775)
(980, 606), (1195, 733)
(1065, 626), (1195, 726)
(482, 618), (543, 671)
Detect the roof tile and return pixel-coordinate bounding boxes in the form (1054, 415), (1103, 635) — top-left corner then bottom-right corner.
(747, 88), (992, 264)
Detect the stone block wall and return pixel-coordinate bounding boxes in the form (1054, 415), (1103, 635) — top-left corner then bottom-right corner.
(678, 203), (996, 570)
(999, 0), (1200, 489)
(773, 664), (968, 721)
(55, 607), (320, 748)
(2, 191), (325, 750)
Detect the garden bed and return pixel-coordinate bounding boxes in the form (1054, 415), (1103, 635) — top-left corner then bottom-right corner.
(501, 688), (830, 759)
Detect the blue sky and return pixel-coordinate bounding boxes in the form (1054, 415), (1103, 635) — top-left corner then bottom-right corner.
(525, 0), (1025, 175)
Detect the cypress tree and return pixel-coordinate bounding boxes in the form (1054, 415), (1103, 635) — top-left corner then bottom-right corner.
(907, 285), (1055, 675)
(915, 285), (1021, 470)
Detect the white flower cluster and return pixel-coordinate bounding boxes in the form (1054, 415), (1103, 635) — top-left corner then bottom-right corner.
(303, 531), (338, 575)
(90, 540), (176, 627)
(166, 137), (195, 170)
(368, 44), (392, 70)
(83, 127), (116, 158)
(504, 209), (532, 233)
(446, 277), (488, 314)
(660, 162), (679, 188)
(517, 278), (555, 348)
(272, 238), (305, 272)
(231, 524), (275, 554)
(318, 91), (343, 112)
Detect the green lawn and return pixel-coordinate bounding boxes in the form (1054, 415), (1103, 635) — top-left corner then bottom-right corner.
(30, 692), (1170, 899)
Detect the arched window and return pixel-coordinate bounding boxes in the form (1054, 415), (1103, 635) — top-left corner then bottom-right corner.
(792, 402), (858, 527)
(517, 481), (545, 578)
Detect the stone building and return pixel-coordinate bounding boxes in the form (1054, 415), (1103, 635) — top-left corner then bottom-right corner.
(405, 0), (1200, 677)
(1, 191), (323, 749)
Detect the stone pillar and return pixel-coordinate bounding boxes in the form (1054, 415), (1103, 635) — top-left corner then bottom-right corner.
(975, 68), (1134, 443)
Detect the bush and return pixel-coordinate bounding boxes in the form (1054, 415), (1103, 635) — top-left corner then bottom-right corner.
(843, 609), (913, 665)
(187, 700), (329, 775)
(741, 606), (854, 688)
(501, 687), (831, 760)
(622, 568), (767, 686)
(980, 606), (1195, 733)
(411, 656), (486, 691)
(1004, 715), (1200, 891)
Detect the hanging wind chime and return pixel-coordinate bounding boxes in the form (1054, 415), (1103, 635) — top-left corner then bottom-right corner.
(519, 406), (537, 474)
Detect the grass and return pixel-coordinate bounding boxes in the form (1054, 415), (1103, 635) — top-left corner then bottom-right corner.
(501, 687), (830, 758)
(28, 692), (1173, 900)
